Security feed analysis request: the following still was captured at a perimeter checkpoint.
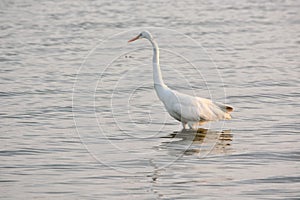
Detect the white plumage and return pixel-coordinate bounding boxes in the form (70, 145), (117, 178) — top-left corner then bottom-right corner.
(128, 31), (233, 129)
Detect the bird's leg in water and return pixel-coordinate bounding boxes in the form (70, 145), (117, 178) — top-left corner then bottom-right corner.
(188, 122), (198, 130)
(182, 122), (188, 130)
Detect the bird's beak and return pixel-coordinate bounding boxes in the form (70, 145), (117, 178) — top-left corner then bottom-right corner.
(128, 35), (140, 43)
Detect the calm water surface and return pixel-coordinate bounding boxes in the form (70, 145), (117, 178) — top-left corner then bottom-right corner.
(1, 0), (299, 199)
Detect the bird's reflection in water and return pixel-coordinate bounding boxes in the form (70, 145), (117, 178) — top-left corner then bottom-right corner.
(148, 129), (232, 187)
(160, 128), (233, 157)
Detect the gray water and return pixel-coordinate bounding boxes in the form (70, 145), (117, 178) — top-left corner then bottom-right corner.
(1, 0), (300, 199)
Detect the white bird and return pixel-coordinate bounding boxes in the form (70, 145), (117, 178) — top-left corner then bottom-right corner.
(128, 31), (233, 129)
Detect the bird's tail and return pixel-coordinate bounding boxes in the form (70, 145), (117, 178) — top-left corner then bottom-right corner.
(215, 102), (234, 113)
(215, 102), (234, 120)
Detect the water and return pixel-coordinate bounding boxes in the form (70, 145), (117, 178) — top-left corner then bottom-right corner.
(1, 0), (299, 199)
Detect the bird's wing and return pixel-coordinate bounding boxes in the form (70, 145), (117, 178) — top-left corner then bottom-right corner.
(194, 97), (223, 121)
(169, 91), (231, 122)
(195, 98), (234, 120)
(169, 92), (214, 122)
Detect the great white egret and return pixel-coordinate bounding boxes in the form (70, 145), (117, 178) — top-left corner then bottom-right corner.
(128, 31), (233, 129)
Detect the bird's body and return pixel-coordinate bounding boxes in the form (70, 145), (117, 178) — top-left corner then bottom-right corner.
(128, 31), (233, 129)
(154, 83), (232, 129)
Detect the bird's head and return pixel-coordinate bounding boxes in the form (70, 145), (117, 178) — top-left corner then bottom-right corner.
(128, 31), (153, 43)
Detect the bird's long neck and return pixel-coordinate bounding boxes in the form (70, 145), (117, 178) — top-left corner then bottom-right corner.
(150, 39), (166, 87)
(148, 39), (170, 103)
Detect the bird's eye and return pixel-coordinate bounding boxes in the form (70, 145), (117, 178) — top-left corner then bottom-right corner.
(139, 33), (142, 37)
